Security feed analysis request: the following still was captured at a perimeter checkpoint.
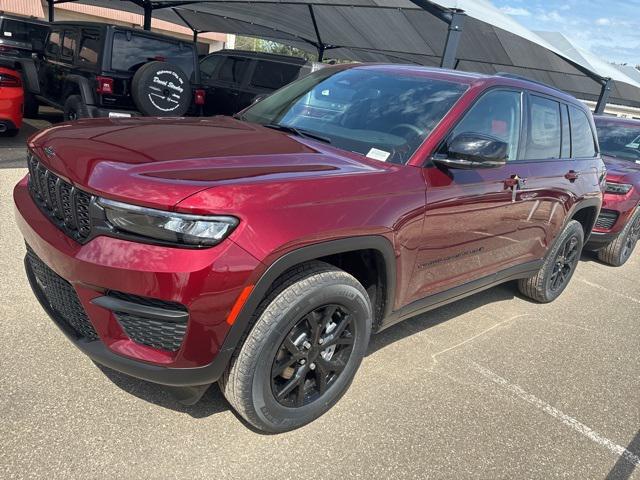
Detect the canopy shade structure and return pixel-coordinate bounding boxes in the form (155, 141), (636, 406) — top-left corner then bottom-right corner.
(47, 0), (640, 109)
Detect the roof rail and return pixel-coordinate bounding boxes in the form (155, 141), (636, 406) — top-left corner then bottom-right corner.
(495, 72), (568, 95)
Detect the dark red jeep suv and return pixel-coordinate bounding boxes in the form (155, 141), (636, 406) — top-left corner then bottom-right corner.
(585, 116), (640, 266)
(15, 65), (605, 432)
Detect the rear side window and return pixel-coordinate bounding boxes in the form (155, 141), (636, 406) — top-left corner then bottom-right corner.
(525, 95), (561, 160)
(111, 32), (194, 77)
(79, 31), (100, 65)
(61, 30), (76, 59)
(200, 54), (224, 80)
(569, 106), (597, 158)
(251, 61), (301, 90)
(46, 30), (61, 56)
(448, 89), (523, 162)
(219, 56), (251, 83)
(0, 19), (49, 44)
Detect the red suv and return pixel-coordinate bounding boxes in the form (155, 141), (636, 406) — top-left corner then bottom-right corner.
(15, 65), (604, 432)
(586, 116), (640, 265)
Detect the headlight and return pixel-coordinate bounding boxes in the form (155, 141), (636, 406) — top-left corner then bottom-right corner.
(605, 182), (633, 195)
(98, 198), (238, 247)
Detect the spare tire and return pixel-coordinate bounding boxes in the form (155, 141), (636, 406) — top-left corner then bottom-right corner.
(131, 61), (192, 116)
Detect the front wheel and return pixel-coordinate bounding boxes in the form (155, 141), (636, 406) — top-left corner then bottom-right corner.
(597, 208), (640, 266)
(219, 261), (372, 433)
(518, 220), (584, 303)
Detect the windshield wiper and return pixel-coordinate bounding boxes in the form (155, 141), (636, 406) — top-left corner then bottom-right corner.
(264, 123), (332, 144)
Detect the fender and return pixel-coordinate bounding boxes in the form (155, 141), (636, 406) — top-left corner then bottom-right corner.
(64, 75), (96, 106)
(567, 196), (602, 241)
(216, 235), (397, 363)
(13, 58), (40, 94)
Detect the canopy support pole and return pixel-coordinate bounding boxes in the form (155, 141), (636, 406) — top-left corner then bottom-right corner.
(440, 11), (466, 69)
(143, 3), (153, 31)
(595, 78), (612, 114)
(308, 5), (325, 62)
(48, 0), (54, 22)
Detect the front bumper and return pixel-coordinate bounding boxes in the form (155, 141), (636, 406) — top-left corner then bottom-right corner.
(14, 175), (261, 386)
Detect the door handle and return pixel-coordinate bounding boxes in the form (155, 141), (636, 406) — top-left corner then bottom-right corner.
(505, 175), (527, 202)
(565, 170), (580, 181)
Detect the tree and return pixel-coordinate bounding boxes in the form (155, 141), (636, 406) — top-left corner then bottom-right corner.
(233, 36), (315, 61)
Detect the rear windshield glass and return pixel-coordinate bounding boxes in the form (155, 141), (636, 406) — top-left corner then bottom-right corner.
(596, 121), (640, 163)
(0, 19), (48, 44)
(111, 32), (194, 77)
(241, 67), (468, 165)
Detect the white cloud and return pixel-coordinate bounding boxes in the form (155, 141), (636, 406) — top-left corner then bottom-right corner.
(500, 6), (531, 16)
(538, 10), (564, 23)
(595, 18), (612, 26)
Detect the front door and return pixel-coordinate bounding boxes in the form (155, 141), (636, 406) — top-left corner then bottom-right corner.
(409, 89), (536, 301)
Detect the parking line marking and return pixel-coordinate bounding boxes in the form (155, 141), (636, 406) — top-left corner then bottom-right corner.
(471, 362), (640, 467)
(578, 278), (640, 305)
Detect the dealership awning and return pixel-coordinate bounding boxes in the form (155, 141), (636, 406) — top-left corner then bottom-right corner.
(48, 0), (640, 109)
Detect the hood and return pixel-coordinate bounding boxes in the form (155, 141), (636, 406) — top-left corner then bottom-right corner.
(28, 116), (387, 209)
(602, 154), (640, 184)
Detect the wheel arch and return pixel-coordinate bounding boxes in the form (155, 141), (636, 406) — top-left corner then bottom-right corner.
(63, 75), (96, 106)
(217, 236), (397, 368)
(569, 199), (601, 240)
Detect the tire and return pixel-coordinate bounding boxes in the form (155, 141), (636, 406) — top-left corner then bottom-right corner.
(597, 207), (640, 267)
(131, 61), (192, 117)
(23, 92), (39, 118)
(518, 220), (584, 303)
(1, 128), (19, 137)
(63, 95), (90, 121)
(219, 261), (372, 433)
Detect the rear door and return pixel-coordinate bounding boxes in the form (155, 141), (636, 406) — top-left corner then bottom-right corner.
(201, 54), (252, 115)
(412, 88), (534, 301)
(244, 59), (303, 109)
(520, 95), (599, 255)
(39, 28), (61, 100)
(56, 28), (77, 102)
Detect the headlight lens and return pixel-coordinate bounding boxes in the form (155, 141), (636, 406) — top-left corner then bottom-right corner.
(605, 182), (633, 195)
(98, 198), (238, 246)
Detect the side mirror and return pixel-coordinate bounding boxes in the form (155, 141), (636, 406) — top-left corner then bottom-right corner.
(435, 133), (509, 169)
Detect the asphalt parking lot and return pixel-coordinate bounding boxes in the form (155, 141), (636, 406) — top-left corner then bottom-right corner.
(1, 125), (639, 479)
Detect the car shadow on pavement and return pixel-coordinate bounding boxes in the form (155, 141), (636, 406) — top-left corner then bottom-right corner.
(606, 428), (640, 480)
(94, 363), (231, 419)
(368, 283), (518, 355)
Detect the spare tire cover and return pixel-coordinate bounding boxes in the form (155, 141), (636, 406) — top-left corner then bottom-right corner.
(131, 61), (192, 116)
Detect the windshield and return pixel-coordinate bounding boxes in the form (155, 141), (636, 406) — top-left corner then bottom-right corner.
(241, 67), (468, 164)
(596, 121), (640, 163)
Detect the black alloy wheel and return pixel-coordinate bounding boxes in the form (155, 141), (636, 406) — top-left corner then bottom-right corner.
(549, 234), (580, 292)
(622, 213), (640, 260)
(271, 304), (355, 408)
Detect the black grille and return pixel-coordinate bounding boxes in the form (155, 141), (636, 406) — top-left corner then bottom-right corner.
(27, 154), (94, 242)
(26, 247), (99, 341)
(595, 210), (619, 230)
(115, 312), (187, 352)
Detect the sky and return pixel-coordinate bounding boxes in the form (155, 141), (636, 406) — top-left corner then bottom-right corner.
(491, 0), (640, 65)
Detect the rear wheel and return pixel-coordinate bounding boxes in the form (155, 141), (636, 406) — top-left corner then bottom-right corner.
(63, 95), (90, 121)
(518, 220), (584, 303)
(219, 261), (372, 433)
(597, 208), (640, 266)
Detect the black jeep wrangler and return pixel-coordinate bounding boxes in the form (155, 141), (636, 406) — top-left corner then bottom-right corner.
(22, 22), (201, 120)
(0, 14), (50, 58)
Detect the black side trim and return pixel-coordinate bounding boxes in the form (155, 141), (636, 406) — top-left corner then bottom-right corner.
(91, 296), (189, 323)
(379, 259), (543, 330)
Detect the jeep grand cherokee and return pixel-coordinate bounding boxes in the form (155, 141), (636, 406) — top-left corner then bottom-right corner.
(15, 65), (605, 432)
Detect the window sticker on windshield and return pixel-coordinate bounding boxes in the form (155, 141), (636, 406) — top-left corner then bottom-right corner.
(366, 148), (390, 162)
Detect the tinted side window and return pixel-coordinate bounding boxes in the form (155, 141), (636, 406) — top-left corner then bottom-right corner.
(79, 31), (100, 65)
(525, 95), (561, 160)
(61, 30), (76, 59)
(0, 19), (49, 44)
(569, 106), (597, 158)
(447, 89), (522, 161)
(219, 57), (251, 83)
(251, 61), (301, 90)
(200, 55), (224, 80)
(46, 30), (61, 56)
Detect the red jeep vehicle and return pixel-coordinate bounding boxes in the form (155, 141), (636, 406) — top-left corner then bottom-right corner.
(15, 65), (604, 432)
(0, 64), (23, 136)
(586, 116), (640, 265)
